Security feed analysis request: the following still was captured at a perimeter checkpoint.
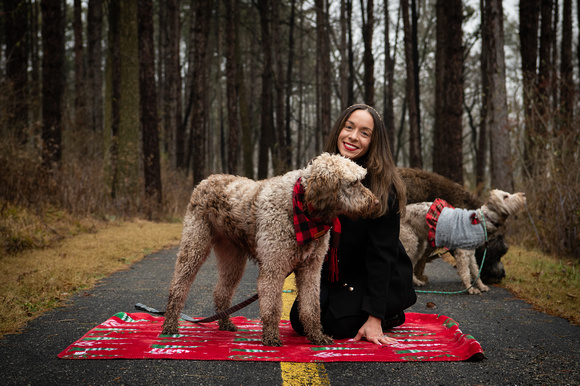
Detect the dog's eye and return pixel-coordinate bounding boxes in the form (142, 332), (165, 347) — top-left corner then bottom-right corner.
(503, 194), (509, 200)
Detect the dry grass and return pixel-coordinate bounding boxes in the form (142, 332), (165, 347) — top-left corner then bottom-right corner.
(0, 202), (103, 255)
(0, 219), (182, 337)
(500, 245), (579, 325)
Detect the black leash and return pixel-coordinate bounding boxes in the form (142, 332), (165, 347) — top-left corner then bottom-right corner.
(135, 293), (260, 324)
(137, 270), (297, 323)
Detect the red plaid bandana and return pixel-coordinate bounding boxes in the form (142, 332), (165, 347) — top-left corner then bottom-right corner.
(425, 198), (454, 247)
(292, 177), (341, 281)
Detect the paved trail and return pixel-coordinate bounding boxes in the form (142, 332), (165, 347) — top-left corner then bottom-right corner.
(1, 247), (578, 385)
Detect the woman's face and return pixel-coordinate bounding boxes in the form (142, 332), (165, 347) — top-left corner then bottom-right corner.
(337, 109), (374, 160)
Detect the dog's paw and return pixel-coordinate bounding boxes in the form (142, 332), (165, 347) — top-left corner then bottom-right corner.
(161, 326), (178, 335)
(218, 319), (238, 331)
(261, 335), (283, 347)
(308, 333), (334, 346)
(467, 287), (482, 295)
(478, 283), (490, 292)
(413, 277), (426, 286)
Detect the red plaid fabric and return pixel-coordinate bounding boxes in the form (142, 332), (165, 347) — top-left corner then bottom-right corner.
(425, 198), (454, 247)
(292, 177), (341, 281)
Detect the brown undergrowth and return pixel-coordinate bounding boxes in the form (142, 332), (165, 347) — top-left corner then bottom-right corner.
(0, 219), (182, 337)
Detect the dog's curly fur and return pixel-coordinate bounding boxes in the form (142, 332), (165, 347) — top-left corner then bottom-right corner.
(399, 167), (510, 284)
(161, 153), (378, 346)
(400, 190), (526, 294)
(399, 167), (482, 207)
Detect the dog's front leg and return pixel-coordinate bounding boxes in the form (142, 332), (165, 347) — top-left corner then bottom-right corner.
(454, 249), (483, 294)
(257, 268), (286, 346)
(294, 258), (334, 346)
(465, 249), (489, 292)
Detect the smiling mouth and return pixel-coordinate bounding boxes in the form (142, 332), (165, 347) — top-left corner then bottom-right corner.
(343, 142), (358, 151)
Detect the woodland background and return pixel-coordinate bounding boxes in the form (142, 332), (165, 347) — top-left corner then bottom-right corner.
(1, 0), (579, 258)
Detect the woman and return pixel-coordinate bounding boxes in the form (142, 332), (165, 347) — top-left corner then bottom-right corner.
(290, 104), (417, 345)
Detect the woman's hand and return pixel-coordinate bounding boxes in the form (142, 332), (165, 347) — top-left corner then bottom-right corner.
(352, 315), (397, 345)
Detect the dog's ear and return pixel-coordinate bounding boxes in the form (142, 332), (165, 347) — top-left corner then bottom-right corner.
(305, 170), (340, 218)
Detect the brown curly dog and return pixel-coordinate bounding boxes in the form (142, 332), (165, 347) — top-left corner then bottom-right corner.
(162, 153), (378, 346)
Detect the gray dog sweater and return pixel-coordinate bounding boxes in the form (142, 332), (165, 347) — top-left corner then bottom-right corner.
(426, 199), (486, 250)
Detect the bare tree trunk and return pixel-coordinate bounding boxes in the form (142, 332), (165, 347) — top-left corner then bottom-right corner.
(182, 8), (196, 165)
(383, 0), (395, 152)
(225, 0), (240, 174)
(138, 0), (162, 217)
(401, 0), (421, 168)
(41, 0), (64, 168)
(73, 0), (86, 132)
(272, 0), (288, 173)
(237, 4), (253, 179)
(87, 0), (103, 148)
(157, 0), (166, 153)
(434, 0), (446, 174)
(30, 1), (41, 128)
(520, 0), (541, 171)
(340, 0), (349, 109)
(107, 0), (121, 199)
(346, 0), (355, 106)
(411, 0), (420, 138)
(476, 0), (488, 190)
(360, 0), (374, 106)
(115, 0), (140, 199)
(284, 0), (297, 169)
(537, 0), (553, 134)
(215, 0), (225, 172)
(257, 0), (274, 179)
(295, 0), (305, 168)
(189, 0), (212, 186)
(551, 0), (558, 115)
(559, 0), (574, 128)
(165, 0), (183, 169)
(4, 0), (29, 145)
(315, 0), (332, 147)
(484, 0), (514, 191)
(433, 0), (463, 184)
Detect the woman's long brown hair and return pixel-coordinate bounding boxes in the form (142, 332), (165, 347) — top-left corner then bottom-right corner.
(323, 104), (406, 217)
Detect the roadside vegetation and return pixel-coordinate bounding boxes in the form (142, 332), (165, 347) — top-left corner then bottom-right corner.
(0, 217), (182, 337)
(501, 246), (579, 325)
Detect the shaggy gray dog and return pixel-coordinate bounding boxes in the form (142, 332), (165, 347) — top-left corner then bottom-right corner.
(161, 153), (378, 346)
(400, 190), (526, 294)
(399, 167), (510, 284)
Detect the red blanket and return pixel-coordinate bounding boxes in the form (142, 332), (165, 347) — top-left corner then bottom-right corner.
(58, 312), (484, 362)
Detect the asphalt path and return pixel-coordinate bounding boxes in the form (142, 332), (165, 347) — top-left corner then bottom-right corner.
(1, 246), (579, 385)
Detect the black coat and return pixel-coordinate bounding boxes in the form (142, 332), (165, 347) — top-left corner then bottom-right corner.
(321, 197), (417, 322)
